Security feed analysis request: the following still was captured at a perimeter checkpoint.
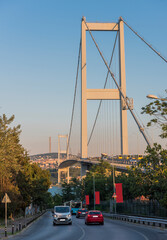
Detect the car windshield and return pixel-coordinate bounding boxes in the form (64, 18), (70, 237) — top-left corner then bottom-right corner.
(71, 203), (81, 208)
(55, 207), (69, 213)
(89, 211), (101, 215)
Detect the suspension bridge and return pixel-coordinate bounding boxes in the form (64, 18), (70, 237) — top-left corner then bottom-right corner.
(57, 17), (166, 184)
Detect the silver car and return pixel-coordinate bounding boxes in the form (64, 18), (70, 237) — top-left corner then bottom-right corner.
(53, 206), (72, 225)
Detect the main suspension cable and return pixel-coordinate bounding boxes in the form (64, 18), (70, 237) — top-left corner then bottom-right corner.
(83, 17), (151, 147)
(67, 39), (81, 154)
(88, 32), (118, 146)
(123, 18), (167, 63)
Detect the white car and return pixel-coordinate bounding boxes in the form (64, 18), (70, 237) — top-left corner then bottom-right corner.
(53, 206), (72, 225)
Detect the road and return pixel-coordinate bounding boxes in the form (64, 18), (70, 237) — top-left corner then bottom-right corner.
(12, 211), (167, 240)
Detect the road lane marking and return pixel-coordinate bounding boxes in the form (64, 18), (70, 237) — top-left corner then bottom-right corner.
(104, 217), (150, 240)
(130, 229), (149, 240)
(74, 222), (86, 240)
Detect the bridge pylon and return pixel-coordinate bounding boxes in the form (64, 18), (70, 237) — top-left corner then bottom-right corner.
(81, 17), (128, 159)
(58, 134), (69, 184)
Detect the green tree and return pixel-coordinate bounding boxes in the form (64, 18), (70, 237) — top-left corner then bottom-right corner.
(84, 160), (113, 201)
(141, 92), (167, 138)
(61, 182), (75, 202)
(53, 194), (63, 206)
(0, 114), (52, 217)
(138, 144), (167, 207)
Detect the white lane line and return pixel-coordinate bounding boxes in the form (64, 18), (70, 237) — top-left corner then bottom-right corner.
(105, 217), (149, 240)
(75, 222), (86, 240)
(129, 228), (149, 240)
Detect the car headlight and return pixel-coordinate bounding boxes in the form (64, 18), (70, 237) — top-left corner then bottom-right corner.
(54, 214), (57, 218)
(67, 214), (71, 218)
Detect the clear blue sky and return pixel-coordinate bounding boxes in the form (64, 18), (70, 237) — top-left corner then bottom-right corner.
(0, 0), (166, 155)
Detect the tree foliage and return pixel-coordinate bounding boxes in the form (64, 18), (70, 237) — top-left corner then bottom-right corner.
(0, 114), (51, 217)
(141, 92), (167, 138)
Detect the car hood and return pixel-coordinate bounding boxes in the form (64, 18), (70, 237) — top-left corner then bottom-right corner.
(54, 212), (70, 216)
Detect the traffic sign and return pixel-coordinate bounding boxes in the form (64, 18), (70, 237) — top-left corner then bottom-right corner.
(2, 193), (11, 203)
(112, 193), (117, 198)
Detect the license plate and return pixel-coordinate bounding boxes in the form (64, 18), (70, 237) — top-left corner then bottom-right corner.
(93, 216), (98, 218)
(60, 219), (65, 221)
(82, 213), (85, 214)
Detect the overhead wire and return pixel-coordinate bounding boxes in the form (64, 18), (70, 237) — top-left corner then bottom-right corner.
(67, 39), (81, 154)
(133, 107), (153, 144)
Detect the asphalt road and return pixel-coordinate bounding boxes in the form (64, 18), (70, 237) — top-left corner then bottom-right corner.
(12, 211), (167, 240)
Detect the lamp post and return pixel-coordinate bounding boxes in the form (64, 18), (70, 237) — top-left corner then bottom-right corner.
(93, 173), (95, 210)
(86, 170), (95, 210)
(112, 156), (116, 214)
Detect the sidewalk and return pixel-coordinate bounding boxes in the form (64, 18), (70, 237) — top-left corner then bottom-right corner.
(0, 211), (46, 239)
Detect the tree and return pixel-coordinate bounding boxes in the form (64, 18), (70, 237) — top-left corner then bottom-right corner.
(137, 144), (167, 207)
(141, 92), (167, 138)
(61, 182), (75, 202)
(53, 194), (63, 206)
(84, 160), (113, 201)
(0, 114), (52, 217)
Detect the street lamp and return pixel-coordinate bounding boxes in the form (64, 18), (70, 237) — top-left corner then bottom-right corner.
(147, 94), (167, 101)
(93, 173), (95, 210)
(86, 170), (95, 210)
(146, 94), (158, 99)
(112, 156), (116, 214)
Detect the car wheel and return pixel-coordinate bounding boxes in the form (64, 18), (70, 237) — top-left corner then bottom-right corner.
(69, 222), (72, 225)
(85, 222), (87, 225)
(101, 222), (104, 225)
(53, 222), (55, 226)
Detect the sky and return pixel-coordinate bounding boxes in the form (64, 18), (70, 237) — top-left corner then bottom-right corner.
(0, 0), (166, 155)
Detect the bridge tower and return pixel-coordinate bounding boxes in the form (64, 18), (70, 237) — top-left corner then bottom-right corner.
(58, 134), (69, 184)
(81, 17), (128, 159)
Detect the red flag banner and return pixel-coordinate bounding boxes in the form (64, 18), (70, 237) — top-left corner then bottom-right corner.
(115, 183), (123, 203)
(95, 191), (100, 205)
(85, 195), (89, 205)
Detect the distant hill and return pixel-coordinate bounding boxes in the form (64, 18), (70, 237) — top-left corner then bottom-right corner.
(30, 152), (67, 161)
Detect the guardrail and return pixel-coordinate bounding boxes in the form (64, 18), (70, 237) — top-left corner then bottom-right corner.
(103, 213), (167, 228)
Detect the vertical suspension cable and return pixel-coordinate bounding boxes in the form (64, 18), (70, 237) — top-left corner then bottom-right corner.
(87, 32), (118, 146)
(67, 40), (81, 154)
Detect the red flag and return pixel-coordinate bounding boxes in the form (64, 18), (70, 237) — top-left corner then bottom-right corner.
(85, 195), (89, 205)
(115, 183), (123, 203)
(95, 191), (100, 204)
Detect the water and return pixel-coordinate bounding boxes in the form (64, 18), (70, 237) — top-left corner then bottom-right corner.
(48, 186), (62, 196)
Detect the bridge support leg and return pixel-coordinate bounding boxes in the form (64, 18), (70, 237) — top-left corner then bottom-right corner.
(67, 167), (70, 184)
(119, 19), (128, 155)
(80, 163), (88, 179)
(58, 169), (61, 184)
(81, 18), (87, 159)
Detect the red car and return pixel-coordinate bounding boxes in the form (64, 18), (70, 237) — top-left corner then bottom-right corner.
(85, 210), (104, 225)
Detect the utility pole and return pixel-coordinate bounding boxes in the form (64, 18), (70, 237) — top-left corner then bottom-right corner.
(112, 157), (116, 214)
(93, 173), (95, 210)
